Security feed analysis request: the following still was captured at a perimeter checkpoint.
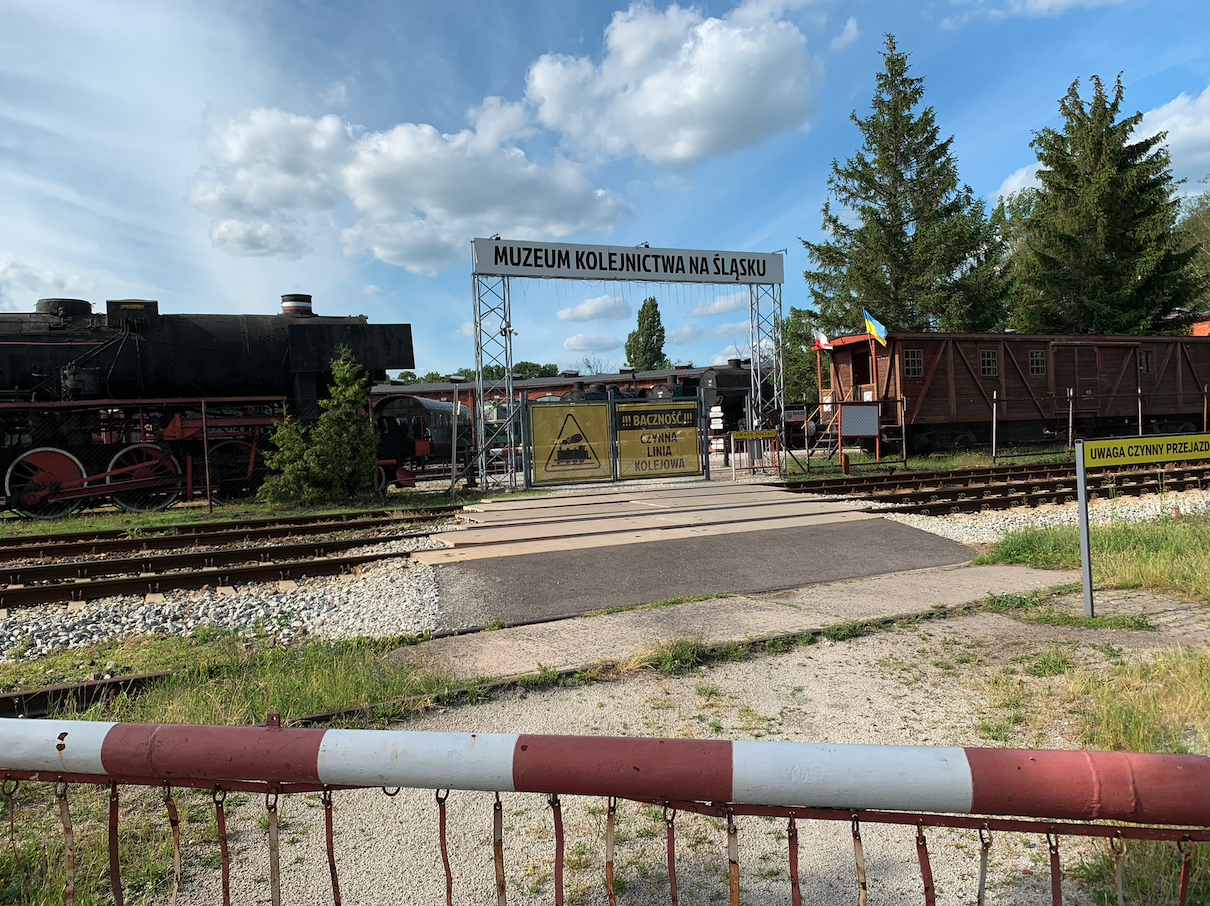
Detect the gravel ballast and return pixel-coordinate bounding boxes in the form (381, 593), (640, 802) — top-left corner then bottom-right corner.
(0, 536), (445, 661)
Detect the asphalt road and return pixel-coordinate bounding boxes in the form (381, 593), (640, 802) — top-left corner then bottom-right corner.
(432, 517), (973, 628)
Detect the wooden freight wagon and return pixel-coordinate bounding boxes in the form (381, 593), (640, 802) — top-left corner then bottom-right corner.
(821, 333), (1210, 452)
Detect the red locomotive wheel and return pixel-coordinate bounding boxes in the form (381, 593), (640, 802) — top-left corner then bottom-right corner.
(4, 447), (88, 518)
(106, 443), (183, 512)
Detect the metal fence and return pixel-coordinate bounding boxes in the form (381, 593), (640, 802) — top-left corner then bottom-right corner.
(4, 720), (1208, 906)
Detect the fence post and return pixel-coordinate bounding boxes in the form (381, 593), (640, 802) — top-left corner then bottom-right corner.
(901, 397), (908, 466)
(1138, 388), (1144, 437)
(1204, 385), (1207, 433)
(1067, 389), (1074, 452)
(991, 391), (998, 465)
(201, 400), (213, 515)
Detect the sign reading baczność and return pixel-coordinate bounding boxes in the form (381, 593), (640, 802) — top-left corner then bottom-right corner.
(615, 402), (702, 479)
(473, 239), (784, 285)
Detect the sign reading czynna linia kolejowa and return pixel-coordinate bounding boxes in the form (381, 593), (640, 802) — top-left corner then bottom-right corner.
(473, 238), (784, 285)
(615, 402), (702, 479)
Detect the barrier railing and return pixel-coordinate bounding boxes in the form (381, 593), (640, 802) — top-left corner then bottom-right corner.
(4, 719), (1209, 905)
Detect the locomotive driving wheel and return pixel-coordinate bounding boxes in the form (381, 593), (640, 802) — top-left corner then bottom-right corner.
(207, 440), (267, 502)
(4, 447), (88, 518)
(106, 443), (183, 512)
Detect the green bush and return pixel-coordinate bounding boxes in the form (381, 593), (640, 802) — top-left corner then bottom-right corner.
(258, 347), (378, 506)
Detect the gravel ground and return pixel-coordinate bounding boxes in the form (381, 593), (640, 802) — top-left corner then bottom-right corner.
(167, 610), (1179, 906)
(878, 486), (1210, 545)
(0, 535), (445, 661)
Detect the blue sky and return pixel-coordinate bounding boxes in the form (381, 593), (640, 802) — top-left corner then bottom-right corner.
(2, 0), (1208, 376)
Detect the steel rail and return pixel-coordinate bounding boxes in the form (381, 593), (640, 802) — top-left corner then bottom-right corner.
(0, 549), (409, 609)
(0, 506), (460, 549)
(0, 531), (425, 587)
(0, 512), (451, 560)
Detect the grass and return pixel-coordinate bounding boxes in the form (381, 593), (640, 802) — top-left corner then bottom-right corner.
(977, 514), (1210, 601)
(1065, 648), (1210, 902)
(784, 445), (1073, 480)
(64, 632), (453, 727)
(980, 590), (1153, 631)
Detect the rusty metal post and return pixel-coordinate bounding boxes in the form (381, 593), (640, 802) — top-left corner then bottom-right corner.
(727, 810), (739, 906)
(213, 788), (231, 906)
(1109, 834), (1125, 906)
(108, 781), (125, 906)
(788, 815), (802, 906)
(1204, 385), (1208, 433)
(56, 780), (75, 906)
(852, 816), (868, 906)
(605, 798), (616, 906)
(492, 794), (506, 906)
(322, 789), (341, 906)
(3, 777), (18, 857)
(164, 784), (181, 906)
(1177, 838), (1195, 906)
(436, 790), (453, 906)
(976, 826), (992, 906)
(916, 822), (936, 906)
(549, 794), (565, 906)
(1047, 831), (1062, 906)
(266, 789), (281, 906)
(664, 806), (678, 906)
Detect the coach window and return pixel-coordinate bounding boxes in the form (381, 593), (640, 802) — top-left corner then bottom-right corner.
(1029, 350), (1046, 376)
(981, 349), (998, 377)
(1138, 349), (1153, 374)
(903, 348), (924, 379)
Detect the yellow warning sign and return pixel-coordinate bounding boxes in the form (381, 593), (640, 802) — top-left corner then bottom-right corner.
(1081, 433), (1210, 469)
(616, 402), (702, 480)
(530, 403), (613, 485)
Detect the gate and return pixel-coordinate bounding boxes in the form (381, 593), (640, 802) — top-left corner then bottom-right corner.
(522, 397), (707, 487)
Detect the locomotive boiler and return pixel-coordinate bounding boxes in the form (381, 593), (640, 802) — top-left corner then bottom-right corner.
(0, 294), (414, 517)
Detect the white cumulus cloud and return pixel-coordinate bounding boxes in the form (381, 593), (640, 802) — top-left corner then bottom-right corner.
(454, 321), (476, 338)
(1141, 81), (1210, 189)
(830, 17), (860, 50)
(557, 294), (631, 322)
(667, 320), (750, 346)
(993, 163), (1041, 201)
(0, 254), (92, 311)
(563, 333), (623, 352)
(710, 344), (748, 366)
(189, 99), (630, 274)
(686, 292), (748, 318)
(363, 284), (386, 297)
(525, 0), (822, 166)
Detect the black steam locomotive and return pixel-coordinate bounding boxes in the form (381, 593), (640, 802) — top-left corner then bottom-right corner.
(0, 294), (414, 517)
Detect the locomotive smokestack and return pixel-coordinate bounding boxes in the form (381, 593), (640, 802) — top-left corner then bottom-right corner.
(280, 294), (315, 317)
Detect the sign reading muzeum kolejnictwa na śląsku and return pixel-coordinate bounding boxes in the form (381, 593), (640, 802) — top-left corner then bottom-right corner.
(472, 239), (785, 285)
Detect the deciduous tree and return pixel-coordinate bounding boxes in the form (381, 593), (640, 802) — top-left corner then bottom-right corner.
(625, 298), (670, 371)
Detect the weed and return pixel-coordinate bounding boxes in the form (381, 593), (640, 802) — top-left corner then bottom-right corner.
(517, 664), (561, 688)
(821, 620), (865, 642)
(1025, 647), (1075, 677)
(641, 639), (708, 673)
(695, 682), (720, 700)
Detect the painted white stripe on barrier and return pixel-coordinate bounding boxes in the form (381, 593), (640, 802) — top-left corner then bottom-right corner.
(317, 730), (519, 791)
(5, 720), (115, 776)
(732, 742), (974, 813)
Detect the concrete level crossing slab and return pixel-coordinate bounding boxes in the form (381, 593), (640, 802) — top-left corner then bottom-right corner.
(404, 564), (1076, 681)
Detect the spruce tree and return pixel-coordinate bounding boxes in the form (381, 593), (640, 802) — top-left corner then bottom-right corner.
(625, 298), (669, 371)
(1011, 75), (1203, 335)
(802, 34), (1007, 336)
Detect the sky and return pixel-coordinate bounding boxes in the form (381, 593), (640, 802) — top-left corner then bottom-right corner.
(1, 0), (1209, 377)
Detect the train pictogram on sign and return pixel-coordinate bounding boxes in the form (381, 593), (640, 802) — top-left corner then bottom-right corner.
(545, 413), (604, 472)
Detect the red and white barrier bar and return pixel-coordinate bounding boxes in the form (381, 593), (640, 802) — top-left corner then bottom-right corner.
(6, 720), (1210, 826)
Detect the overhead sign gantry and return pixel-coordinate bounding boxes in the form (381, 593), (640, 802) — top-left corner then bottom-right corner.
(471, 238), (785, 489)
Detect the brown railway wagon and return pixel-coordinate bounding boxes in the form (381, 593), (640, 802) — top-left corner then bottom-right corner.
(822, 333), (1210, 450)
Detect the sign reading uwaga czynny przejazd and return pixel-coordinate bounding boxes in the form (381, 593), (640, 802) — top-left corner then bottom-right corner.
(1082, 434), (1210, 469)
(616, 402), (702, 479)
(473, 238), (784, 285)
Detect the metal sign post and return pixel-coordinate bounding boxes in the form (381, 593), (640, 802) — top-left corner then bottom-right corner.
(1074, 440), (1094, 617)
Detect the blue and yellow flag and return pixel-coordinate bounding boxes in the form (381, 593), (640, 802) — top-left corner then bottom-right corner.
(863, 309), (888, 347)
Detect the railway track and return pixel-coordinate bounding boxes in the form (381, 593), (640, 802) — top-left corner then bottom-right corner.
(0, 507), (461, 609)
(0, 507), (458, 560)
(781, 462), (1210, 516)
